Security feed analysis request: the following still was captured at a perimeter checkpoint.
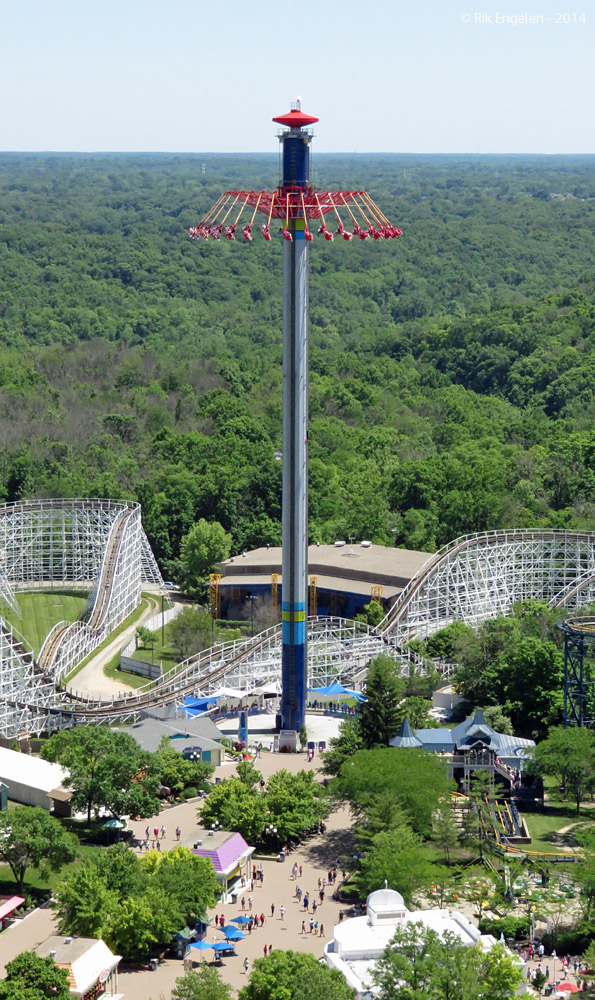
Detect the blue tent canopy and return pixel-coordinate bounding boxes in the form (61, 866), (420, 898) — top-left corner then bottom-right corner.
(182, 695), (219, 717)
(188, 941), (212, 951)
(220, 926), (246, 940)
(211, 941), (234, 952)
(309, 682), (366, 702)
(231, 915), (252, 925)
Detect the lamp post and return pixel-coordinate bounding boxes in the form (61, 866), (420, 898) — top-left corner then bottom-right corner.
(161, 589), (165, 646)
(552, 949), (557, 987)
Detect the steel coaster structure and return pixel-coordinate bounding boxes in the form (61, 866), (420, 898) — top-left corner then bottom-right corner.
(558, 617), (595, 728)
(379, 528), (595, 644)
(3, 617), (384, 732)
(0, 499), (162, 737)
(4, 527), (595, 735)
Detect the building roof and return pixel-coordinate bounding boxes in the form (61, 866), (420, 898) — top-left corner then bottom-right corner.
(118, 717), (222, 755)
(193, 831), (253, 877)
(0, 895), (25, 920)
(35, 937), (120, 997)
(0, 747), (68, 795)
(143, 704), (222, 741)
(389, 717), (422, 749)
(390, 709), (536, 760)
(218, 543), (432, 601)
(324, 888), (506, 998)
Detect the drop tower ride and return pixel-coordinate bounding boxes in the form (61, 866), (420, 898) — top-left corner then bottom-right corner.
(190, 101), (401, 735)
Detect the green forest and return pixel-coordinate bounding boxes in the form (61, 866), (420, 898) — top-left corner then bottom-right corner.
(2, 152), (595, 575)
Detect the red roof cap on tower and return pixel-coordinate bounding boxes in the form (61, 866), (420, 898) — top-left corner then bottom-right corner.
(273, 103), (319, 129)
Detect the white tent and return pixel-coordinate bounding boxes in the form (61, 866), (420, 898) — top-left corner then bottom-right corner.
(212, 686), (246, 700)
(251, 680), (281, 696)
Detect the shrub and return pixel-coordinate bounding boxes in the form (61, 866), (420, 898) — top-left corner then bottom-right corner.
(180, 786), (198, 800)
(478, 915), (528, 940)
(540, 927), (594, 955)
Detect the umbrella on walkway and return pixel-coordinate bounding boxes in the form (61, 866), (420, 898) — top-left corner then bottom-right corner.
(231, 915), (252, 925)
(211, 941), (234, 952)
(188, 941), (212, 952)
(220, 926), (246, 940)
(555, 986), (580, 994)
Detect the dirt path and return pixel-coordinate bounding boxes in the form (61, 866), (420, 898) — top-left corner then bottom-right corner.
(65, 595), (161, 700)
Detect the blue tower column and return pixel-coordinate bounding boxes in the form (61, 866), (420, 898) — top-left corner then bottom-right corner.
(280, 128), (310, 733)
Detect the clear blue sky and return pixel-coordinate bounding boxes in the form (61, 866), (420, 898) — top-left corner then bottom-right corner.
(1, 0), (593, 153)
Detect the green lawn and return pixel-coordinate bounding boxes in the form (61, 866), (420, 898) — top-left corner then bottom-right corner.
(519, 802), (595, 854)
(0, 841), (100, 904)
(0, 591), (88, 655)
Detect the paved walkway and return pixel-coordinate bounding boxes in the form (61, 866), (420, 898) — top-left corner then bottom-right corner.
(0, 907), (59, 976)
(65, 595), (162, 700)
(122, 749), (355, 999)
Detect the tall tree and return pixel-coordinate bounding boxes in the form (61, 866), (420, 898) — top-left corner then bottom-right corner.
(142, 846), (219, 926)
(354, 824), (432, 906)
(358, 654), (403, 748)
(0, 953), (71, 1000)
(179, 519), (232, 597)
(41, 727), (160, 821)
(238, 950), (355, 1000)
(168, 605), (214, 659)
(321, 716), (363, 776)
(0, 807), (77, 893)
(528, 725), (595, 813)
(55, 862), (117, 937)
(172, 967), (233, 1000)
(335, 747), (452, 838)
(374, 922), (522, 1000)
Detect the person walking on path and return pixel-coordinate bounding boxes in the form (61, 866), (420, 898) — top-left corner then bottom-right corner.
(242, 896), (246, 910)
(244, 958), (249, 974)
(280, 905), (285, 920)
(299, 865), (303, 877)
(301, 920), (306, 934)
(160, 825), (166, 839)
(248, 896), (253, 911)
(320, 923), (324, 936)
(309, 917), (314, 933)
(271, 904), (275, 917)
(260, 913), (265, 926)
(263, 945), (268, 957)
(176, 826), (181, 841)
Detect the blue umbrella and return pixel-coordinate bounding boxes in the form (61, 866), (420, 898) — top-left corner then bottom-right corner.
(220, 926), (246, 940)
(211, 941), (233, 952)
(231, 915), (252, 925)
(188, 941), (212, 952)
